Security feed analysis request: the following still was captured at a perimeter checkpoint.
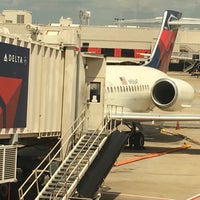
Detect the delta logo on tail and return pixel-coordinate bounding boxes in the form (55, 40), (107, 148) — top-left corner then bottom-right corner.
(0, 42), (29, 128)
(145, 10), (182, 72)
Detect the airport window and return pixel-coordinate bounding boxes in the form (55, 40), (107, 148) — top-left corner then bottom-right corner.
(121, 49), (134, 57)
(17, 15), (25, 24)
(90, 82), (101, 103)
(101, 48), (114, 57)
(5, 20), (12, 23)
(82, 42), (89, 47)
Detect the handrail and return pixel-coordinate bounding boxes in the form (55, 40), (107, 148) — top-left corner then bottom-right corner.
(51, 113), (111, 199)
(18, 108), (86, 200)
(106, 104), (124, 130)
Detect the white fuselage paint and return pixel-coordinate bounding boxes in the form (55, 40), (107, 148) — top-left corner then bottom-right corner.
(105, 65), (172, 112)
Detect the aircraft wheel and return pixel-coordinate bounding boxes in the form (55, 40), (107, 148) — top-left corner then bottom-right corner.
(133, 132), (144, 150)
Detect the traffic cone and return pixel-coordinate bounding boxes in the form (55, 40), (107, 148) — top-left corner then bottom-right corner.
(176, 121), (180, 130)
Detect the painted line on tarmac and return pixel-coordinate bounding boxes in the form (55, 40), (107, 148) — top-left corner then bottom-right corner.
(187, 194), (200, 200)
(102, 191), (175, 200)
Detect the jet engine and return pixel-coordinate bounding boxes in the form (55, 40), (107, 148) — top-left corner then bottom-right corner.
(151, 78), (194, 111)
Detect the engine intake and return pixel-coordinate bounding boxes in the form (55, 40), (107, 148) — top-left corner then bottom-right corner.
(151, 78), (194, 111)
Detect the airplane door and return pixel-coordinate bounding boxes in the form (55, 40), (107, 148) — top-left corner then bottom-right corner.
(87, 78), (104, 130)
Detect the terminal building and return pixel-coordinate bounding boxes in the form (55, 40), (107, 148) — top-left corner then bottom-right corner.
(0, 9), (199, 200)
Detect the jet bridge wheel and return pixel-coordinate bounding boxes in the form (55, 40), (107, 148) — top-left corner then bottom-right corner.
(133, 132), (144, 150)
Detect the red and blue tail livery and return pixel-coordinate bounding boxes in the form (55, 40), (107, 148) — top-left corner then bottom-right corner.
(0, 42), (29, 128)
(145, 10), (182, 72)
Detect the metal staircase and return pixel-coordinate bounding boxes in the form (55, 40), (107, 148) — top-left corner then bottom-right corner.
(36, 131), (108, 200)
(18, 109), (112, 200)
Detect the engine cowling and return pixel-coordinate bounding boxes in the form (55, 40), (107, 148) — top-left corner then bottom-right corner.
(151, 78), (194, 111)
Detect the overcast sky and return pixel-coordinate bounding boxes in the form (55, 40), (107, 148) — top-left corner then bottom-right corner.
(1, 0), (200, 25)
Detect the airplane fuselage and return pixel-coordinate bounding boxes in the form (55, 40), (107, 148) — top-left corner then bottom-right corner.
(105, 65), (194, 112)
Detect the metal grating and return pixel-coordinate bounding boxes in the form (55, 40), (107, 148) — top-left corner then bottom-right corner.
(0, 145), (17, 184)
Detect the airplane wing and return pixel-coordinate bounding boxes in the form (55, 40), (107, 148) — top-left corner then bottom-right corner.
(115, 17), (162, 25)
(169, 18), (200, 25)
(110, 112), (200, 121)
(116, 17), (200, 26)
(138, 53), (193, 61)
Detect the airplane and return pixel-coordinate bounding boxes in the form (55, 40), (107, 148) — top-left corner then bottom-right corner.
(104, 10), (200, 149)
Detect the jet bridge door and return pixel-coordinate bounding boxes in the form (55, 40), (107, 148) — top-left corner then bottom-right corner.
(87, 77), (105, 130)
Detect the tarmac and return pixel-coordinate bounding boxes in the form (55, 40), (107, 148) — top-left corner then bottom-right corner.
(100, 72), (200, 200)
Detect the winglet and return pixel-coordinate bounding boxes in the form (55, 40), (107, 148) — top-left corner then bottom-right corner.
(144, 10), (182, 72)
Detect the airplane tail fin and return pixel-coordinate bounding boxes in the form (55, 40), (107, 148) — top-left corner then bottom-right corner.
(144, 10), (182, 72)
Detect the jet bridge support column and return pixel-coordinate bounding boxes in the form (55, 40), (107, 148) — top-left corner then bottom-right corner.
(61, 47), (78, 158)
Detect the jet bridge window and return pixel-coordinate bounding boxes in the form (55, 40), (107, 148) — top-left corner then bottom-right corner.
(90, 82), (101, 103)
(17, 15), (25, 24)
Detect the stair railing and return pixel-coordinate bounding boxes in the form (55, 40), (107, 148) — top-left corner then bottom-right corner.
(18, 108), (87, 200)
(50, 113), (112, 199)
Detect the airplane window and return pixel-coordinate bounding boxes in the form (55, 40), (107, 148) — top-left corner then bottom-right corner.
(131, 85), (133, 91)
(111, 87), (113, 93)
(120, 86), (123, 92)
(107, 87), (110, 93)
(123, 86), (125, 92)
(129, 86), (131, 92)
(142, 85), (144, 91)
(117, 86), (120, 92)
(126, 86), (128, 92)
(90, 82), (101, 103)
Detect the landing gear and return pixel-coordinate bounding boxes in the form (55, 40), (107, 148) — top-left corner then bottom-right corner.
(133, 132), (144, 149)
(127, 122), (145, 150)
